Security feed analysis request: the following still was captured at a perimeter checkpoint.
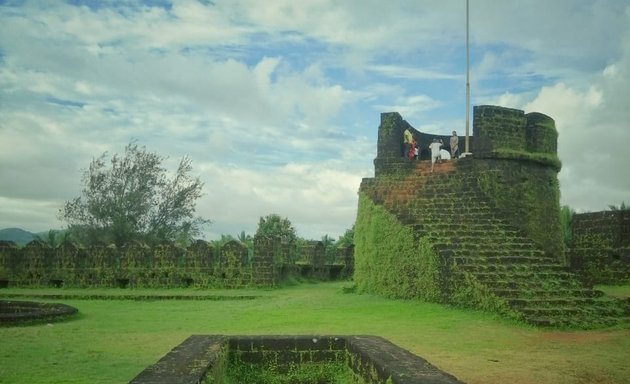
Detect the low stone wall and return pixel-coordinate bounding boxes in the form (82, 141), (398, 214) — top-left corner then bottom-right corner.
(129, 335), (465, 384)
(569, 210), (630, 284)
(572, 211), (629, 249)
(0, 238), (354, 288)
(568, 248), (630, 285)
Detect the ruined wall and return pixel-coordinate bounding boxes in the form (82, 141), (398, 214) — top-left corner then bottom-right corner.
(568, 210), (630, 284)
(572, 210), (629, 249)
(0, 239), (354, 288)
(370, 106), (564, 259)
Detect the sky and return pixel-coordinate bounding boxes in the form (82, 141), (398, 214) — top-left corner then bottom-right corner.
(1, 0), (629, 241)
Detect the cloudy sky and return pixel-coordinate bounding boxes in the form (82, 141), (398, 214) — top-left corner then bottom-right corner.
(1, 0), (629, 241)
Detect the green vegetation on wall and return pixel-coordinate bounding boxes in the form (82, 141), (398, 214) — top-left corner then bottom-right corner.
(560, 205), (574, 248)
(489, 148), (562, 172)
(354, 192), (441, 301)
(474, 160), (565, 260)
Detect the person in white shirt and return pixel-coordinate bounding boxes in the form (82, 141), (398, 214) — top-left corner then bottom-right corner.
(450, 131), (459, 159)
(429, 139), (443, 172)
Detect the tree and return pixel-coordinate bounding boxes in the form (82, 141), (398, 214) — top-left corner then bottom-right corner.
(254, 214), (297, 242)
(59, 142), (209, 247)
(35, 229), (70, 248)
(336, 226), (355, 248)
(321, 234), (337, 263)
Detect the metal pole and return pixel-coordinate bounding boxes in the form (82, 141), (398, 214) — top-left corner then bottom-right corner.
(465, 0), (470, 153)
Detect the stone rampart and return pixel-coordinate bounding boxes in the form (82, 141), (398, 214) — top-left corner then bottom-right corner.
(369, 105), (564, 260)
(0, 238), (353, 288)
(568, 210), (630, 284)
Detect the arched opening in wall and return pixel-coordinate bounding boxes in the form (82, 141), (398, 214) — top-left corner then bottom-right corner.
(299, 264), (312, 278)
(279, 264), (289, 279)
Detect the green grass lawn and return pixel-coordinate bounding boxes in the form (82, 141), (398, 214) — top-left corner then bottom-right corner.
(1, 281), (629, 384)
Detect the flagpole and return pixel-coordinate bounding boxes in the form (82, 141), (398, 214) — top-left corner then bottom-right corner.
(465, 0), (470, 153)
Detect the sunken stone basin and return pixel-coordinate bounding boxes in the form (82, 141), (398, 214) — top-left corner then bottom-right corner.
(0, 300), (78, 326)
(130, 335), (465, 384)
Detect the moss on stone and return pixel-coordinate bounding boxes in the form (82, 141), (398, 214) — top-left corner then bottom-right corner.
(354, 192), (441, 301)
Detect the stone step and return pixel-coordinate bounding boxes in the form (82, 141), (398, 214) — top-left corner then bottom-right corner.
(433, 241), (540, 252)
(505, 297), (601, 308)
(453, 255), (558, 265)
(457, 270), (577, 282)
(413, 222), (514, 232)
(440, 248), (548, 259)
(426, 234), (537, 246)
(477, 279), (587, 291)
(416, 214), (509, 224)
(454, 263), (566, 273)
(523, 315), (621, 328)
(518, 303), (623, 318)
(491, 288), (603, 298)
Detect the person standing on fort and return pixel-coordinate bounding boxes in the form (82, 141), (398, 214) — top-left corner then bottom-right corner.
(413, 138), (419, 160)
(429, 138), (443, 172)
(450, 131), (459, 159)
(408, 137), (417, 160)
(403, 127), (413, 157)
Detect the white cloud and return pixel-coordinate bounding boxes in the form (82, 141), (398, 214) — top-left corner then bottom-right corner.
(1, 0), (629, 240)
(198, 161), (366, 239)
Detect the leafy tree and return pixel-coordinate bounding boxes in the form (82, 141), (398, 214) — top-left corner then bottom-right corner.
(254, 214), (297, 243)
(59, 142), (209, 247)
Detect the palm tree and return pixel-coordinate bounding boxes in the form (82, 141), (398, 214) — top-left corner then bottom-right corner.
(321, 234), (337, 264)
(237, 230), (253, 259)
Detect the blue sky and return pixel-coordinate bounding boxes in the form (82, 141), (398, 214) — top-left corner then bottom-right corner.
(1, 0), (629, 240)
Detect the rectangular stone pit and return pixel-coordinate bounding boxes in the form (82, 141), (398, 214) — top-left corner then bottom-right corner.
(129, 335), (464, 384)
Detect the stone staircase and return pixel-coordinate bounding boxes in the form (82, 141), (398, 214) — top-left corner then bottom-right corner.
(367, 159), (625, 327)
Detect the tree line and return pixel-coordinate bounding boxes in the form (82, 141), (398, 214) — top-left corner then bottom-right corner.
(54, 141), (353, 256)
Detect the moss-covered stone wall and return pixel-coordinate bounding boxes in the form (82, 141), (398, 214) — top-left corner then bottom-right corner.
(355, 105), (565, 304)
(0, 238), (353, 288)
(472, 105), (564, 260)
(572, 211), (629, 249)
(473, 105), (527, 155)
(568, 210), (630, 284)
(472, 159), (564, 259)
(353, 191), (441, 301)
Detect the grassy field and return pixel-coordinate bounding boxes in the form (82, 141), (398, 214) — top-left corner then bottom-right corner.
(1, 281), (629, 384)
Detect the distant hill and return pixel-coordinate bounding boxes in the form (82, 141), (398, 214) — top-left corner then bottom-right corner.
(0, 228), (37, 245)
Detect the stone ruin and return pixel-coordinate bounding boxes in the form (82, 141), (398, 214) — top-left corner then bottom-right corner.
(129, 335), (464, 384)
(569, 210), (630, 285)
(0, 236), (353, 289)
(355, 105), (628, 327)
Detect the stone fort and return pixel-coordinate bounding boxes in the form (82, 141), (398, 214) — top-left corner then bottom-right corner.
(0, 104), (627, 328)
(354, 104), (628, 328)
